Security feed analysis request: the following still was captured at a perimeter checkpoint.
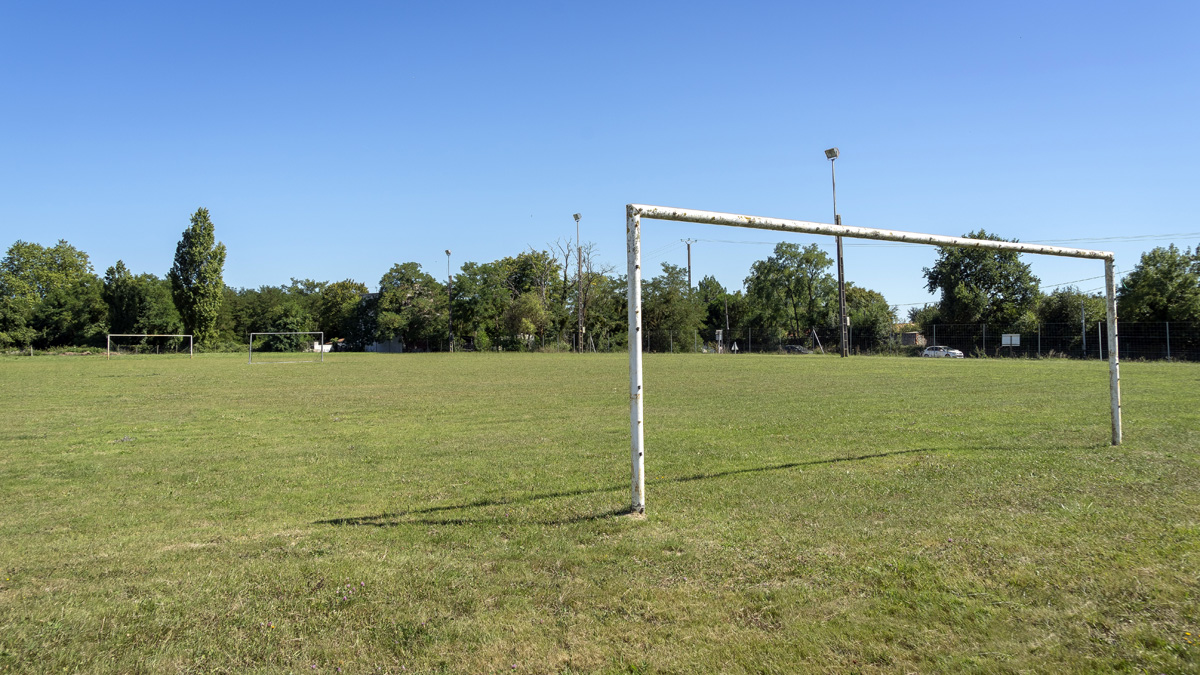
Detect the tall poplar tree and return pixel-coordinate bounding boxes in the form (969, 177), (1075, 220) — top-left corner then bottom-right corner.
(168, 208), (227, 346)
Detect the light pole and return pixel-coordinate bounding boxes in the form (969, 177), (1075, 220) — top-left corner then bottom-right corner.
(573, 213), (583, 353)
(826, 147), (849, 358)
(445, 249), (453, 352)
(825, 147), (854, 357)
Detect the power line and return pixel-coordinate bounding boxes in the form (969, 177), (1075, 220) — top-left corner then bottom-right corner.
(1028, 232), (1200, 244)
(891, 269), (1130, 308)
(642, 241), (684, 259)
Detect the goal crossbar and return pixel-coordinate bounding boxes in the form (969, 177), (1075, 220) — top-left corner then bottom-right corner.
(248, 331), (325, 364)
(625, 203), (1121, 514)
(107, 334), (193, 359)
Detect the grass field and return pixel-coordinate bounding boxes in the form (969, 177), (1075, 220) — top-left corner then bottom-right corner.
(1, 352), (1198, 674)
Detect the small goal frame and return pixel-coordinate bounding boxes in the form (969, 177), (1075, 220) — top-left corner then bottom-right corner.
(248, 331), (326, 364)
(107, 334), (193, 359)
(625, 203), (1121, 515)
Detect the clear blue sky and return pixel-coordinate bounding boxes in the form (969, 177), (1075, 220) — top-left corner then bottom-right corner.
(2, 2), (1197, 313)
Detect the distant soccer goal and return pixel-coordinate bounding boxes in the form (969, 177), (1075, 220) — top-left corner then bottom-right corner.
(107, 334), (193, 359)
(248, 332), (326, 364)
(624, 204), (1122, 515)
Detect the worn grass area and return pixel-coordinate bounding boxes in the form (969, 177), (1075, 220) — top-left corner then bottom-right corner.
(0, 352), (1197, 674)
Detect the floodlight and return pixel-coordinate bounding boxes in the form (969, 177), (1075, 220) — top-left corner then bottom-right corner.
(573, 213), (581, 222)
(825, 147), (839, 160)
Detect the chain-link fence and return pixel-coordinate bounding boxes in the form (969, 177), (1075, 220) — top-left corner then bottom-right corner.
(912, 322), (1199, 360)
(639, 328), (847, 355)
(632, 322), (1200, 360)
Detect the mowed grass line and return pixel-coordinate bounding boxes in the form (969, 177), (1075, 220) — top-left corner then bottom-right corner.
(0, 353), (1197, 674)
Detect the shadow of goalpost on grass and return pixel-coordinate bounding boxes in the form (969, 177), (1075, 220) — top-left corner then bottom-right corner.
(314, 447), (937, 528)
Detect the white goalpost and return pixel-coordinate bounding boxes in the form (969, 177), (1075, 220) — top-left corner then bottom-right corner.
(625, 204), (1122, 515)
(107, 334), (193, 359)
(248, 331), (326, 364)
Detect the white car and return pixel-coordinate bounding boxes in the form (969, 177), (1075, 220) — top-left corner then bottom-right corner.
(922, 345), (964, 358)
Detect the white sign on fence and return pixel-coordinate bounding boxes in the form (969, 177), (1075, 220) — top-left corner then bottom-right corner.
(1002, 333), (1020, 347)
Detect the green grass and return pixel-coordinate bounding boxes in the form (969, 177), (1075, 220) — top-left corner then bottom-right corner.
(1, 352), (1197, 674)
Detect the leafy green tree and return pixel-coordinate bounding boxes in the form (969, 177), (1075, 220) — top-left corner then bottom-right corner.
(745, 243), (835, 339)
(906, 304), (942, 343)
(1118, 244), (1200, 322)
(584, 273), (629, 350)
(377, 262), (441, 349)
(0, 295), (35, 349)
(134, 275), (184, 336)
(643, 263), (703, 351)
(344, 295), (380, 351)
(452, 260), (510, 349)
(259, 300), (315, 351)
(31, 274), (108, 347)
(845, 283), (897, 349)
(505, 250), (559, 302)
(696, 275), (750, 339)
(923, 231), (1039, 330)
(315, 280), (370, 340)
(168, 208), (227, 346)
(448, 252), (565, 349)
(103, 262), (183, 342)
(285, 278), (329, 329)
(1037, 286), (1106, 325)
(502, 291), (549, 349)
(907, 304), (941, 326)
(1031, 286), (1106, 355)
(216, 285), (245, 345)
(240, 286), (291, 335)
(0, 240), (95, 316)
(1, 239), (105, 348)
(103, 261), (140, 334)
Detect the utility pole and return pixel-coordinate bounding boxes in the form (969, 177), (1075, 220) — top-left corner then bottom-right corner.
(826, 147), (849, 357)
(574, 213), (583, 353)
(445, 249), (453, 352)
(682, 238), (696, 289)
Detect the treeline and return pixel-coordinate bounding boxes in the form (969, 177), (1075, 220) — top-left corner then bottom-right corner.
(907, 231), (1200, 344)
(2, 210), (1198, 353)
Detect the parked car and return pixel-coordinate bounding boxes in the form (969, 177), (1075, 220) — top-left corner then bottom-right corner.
(922, 345), (964, 358)
(783, 344), (813, 354)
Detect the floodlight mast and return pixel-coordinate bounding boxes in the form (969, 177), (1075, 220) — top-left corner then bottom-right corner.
(626, 203), (1122, 515)
(574, 213), (583, 353)
(826, 147), (849, 357)
(446, 249), (453, 352)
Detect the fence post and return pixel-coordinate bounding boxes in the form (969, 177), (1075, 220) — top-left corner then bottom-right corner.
(1166, 321), (1171, 360)
(1098, 321), (1103, 360)
(749, 328), (752, 353)
(1037, 323), (1041, 357)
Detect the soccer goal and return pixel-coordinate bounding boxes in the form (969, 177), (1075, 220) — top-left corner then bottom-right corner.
(624, 204), (1122, 515)
(248, 331), (326, 364)
(107, 334), (193, 359)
